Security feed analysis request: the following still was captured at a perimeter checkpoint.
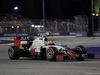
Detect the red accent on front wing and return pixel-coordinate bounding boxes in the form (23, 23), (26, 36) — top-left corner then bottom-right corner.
(67, 51), (79, 58)
(71, 55), (79, 58)
(56, 55), (64, 60)
(56, 55), (79, 60)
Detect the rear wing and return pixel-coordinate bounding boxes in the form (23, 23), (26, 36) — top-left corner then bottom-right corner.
(14, 38), (21, 48)
(14, 36), (34, 47)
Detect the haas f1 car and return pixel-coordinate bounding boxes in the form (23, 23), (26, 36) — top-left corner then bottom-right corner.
(8, 37), (87, 61)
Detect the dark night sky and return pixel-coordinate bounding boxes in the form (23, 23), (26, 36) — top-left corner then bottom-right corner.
(0, 0), (91, 19)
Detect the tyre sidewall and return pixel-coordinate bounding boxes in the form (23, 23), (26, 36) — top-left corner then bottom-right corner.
(8, 47), (14, 59)
(8, 46), (20, 59)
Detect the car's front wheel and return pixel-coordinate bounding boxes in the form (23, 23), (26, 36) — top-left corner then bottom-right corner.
(75, 45), (87, 61)
(46, 47), (59, 61)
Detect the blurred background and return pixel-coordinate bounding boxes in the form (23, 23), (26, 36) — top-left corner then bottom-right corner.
(0, 0), (99, 37)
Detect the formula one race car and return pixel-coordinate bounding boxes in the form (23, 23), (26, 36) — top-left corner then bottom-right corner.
(8, 37), (87, 61)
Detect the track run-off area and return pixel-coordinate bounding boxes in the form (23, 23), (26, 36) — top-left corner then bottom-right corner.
(0, 36), (100, 75)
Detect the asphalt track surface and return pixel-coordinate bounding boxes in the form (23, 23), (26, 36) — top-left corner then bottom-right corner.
(0, 36), (100, 75)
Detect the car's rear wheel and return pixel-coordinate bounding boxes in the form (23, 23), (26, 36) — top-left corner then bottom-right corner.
(75, 45), (87, 61)
(46, 47), (59, 61)
(8, 46), (20, 59)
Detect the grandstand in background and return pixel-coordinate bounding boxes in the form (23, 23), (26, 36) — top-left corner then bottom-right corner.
(0, 14), (89, 33)
(0, 13), (99, 37)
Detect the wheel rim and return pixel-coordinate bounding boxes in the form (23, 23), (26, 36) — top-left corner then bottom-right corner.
(81, 53), (87, 58)
(8, 48), (14, 58)
(46, 48), (54, 60)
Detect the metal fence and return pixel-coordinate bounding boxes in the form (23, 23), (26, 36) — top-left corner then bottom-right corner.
(0, 15), (98, 33)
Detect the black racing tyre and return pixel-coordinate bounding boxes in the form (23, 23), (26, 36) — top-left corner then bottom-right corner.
(8, 46), (20, 59)
(75, 45), (87, 61)
(75, 45), (87, 53)
(46, 47), (59, 61)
